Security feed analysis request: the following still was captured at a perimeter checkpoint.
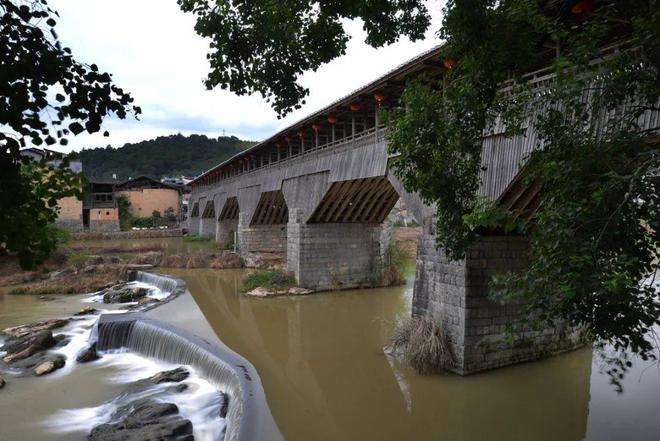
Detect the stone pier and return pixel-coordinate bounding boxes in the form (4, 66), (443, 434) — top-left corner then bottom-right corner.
(413, 223), (583, 374)
(238, 213), (287, 253)
(286, 209), (390, 290)
(216, 218), (238, 249)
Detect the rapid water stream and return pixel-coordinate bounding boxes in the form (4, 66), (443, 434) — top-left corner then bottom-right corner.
(0, 277), (227, 441)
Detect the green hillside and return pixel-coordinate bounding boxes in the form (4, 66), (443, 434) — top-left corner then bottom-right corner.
(79, 134), (255, 180)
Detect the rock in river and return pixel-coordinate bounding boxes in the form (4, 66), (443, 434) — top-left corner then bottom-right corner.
(1, 330), (57, 363)
(89, 398), (193, 441)
(77, 343), (100, 363)
(2, 318), (69, 339)
(34, 355), (65, 376)
(0, 375), (5, 389)
(148, 367), (190, 384)
(102, 283), (149, 304)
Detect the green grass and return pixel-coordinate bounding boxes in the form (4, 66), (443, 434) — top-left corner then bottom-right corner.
(240, 270), (296, 293)
(67, 251), (90, 267)
(183, 235), (211, 243)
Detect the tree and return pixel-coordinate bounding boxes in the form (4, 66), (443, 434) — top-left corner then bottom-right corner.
(1, 0), (140, 268)
(183, 0), (660, 385)
(178, 0), (430, 116)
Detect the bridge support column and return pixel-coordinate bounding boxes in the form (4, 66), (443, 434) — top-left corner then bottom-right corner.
(216, 218), (238, 249)
(287, 209), (391, 290)
(200, 218), (215, 238)
(238, 213), (287, 253)
(413, 221), (583, 374)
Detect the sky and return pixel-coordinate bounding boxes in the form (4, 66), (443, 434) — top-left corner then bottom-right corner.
(49, 0), (445, 153)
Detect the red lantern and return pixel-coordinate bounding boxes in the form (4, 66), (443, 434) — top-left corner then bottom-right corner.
(297, 130), (305, 138)
(327, 115), (338, 124)
(349, 102), (361, 112)
(571, 0), (594, 14)
(374, 92), (386, 103)
(443, 58), (457, 70)
(312, 124), (321, 133)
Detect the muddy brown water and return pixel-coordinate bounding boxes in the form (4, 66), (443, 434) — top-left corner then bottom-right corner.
(0, 261), (658, 440)
(159, 268), (659, 441)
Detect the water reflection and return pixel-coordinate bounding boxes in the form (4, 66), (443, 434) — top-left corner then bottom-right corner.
(166, 269), (595, 441)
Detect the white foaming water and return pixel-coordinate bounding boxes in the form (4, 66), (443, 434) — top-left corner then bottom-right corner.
(43, 351), (226, 440)
(82, 281), (168, 303)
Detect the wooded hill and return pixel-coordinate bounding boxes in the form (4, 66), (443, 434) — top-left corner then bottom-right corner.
(78, 134), (254, 180)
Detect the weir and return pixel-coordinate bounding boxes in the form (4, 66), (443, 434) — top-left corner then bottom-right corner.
(94, 271), (280, 441)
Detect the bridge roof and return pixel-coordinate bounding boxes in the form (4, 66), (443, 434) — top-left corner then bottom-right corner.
(191, 43), (447, 185)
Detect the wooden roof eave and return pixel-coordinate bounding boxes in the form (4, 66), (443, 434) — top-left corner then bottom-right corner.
(191, 44), (448, 185)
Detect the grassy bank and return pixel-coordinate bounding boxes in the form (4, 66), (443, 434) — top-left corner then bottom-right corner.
(240, 270), (296, 293)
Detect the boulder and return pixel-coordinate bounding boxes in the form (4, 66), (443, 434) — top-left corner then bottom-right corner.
(137, 297), (160, 307)
(102, 284), (149, 304)
(76, 343), (100, 363)
(2, 318), (69, 339)
(148, 367), (190, 384)
(34, 355), (65, 376)
(2, 330), (57, 363)
(74, 307), (98, 316)
(89, 399), (193, 441)
(244, 286), (276, 298)
(288, 287), (314, 296)
(167, 383), (189, 394)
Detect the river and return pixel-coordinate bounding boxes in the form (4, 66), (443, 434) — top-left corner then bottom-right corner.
(0, 260), (658, 440)
(160, 268), (660, 441)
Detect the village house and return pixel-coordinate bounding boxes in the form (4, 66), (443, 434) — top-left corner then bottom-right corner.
(114, 176), (184, 221)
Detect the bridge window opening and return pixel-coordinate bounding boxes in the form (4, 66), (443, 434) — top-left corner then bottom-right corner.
(308, 177), (399, 224)
(190, 202), (199, 218)
(201, 201), (215, 219)
(218, 197), (239, 221)
(250, 191), (288, 226)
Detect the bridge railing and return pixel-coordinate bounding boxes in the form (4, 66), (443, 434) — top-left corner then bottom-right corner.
(197, 125), (387, 188)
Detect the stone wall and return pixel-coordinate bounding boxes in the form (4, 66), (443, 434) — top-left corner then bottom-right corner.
(71, 228), (184, 241)
(413, 227), (583, 374)
(55, 218), (84, 233)
(238, 214), (286, 253)
(287, 209), (390, 290)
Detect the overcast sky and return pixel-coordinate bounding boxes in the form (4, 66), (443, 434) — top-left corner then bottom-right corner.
(50, 0), (444, 153)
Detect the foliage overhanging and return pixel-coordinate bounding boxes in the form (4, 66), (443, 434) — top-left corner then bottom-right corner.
(1, 0), (139, 268)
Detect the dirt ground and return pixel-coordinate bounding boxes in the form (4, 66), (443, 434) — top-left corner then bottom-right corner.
(393, 226), (422, 257)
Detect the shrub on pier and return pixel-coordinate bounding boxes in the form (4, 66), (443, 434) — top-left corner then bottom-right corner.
(390, 316), (453, 374)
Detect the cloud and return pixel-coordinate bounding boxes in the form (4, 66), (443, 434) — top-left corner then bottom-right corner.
(48, 0), (444, 153)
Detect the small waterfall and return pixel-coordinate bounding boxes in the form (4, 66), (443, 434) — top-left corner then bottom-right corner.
(132, 271), (182, 295)
(96, 314), (259, 441)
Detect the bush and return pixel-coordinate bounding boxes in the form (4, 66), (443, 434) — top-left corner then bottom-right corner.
(116, 194), (134, 230)
(389, 316), (453, 374)
(240, 269), (296, 293)
(48, 226), (70, 247)
(67, 251), (89, 267)
(382, 240), (413, 286)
